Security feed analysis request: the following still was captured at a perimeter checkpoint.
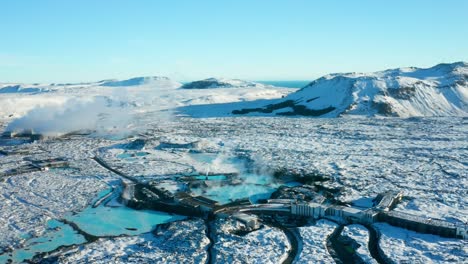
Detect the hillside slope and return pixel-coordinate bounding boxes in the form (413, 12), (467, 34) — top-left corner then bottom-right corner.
(232, 62), (468, 117)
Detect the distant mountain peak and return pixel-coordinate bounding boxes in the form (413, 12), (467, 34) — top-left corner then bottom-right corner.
(100, 76), (175, 87)
(181, 78), (266, 89)
(0, 84), (49, 94)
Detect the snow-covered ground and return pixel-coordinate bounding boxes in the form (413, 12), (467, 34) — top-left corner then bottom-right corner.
(296, 220), (337, 263)
(375, 223), (467, 263)
(1, 116), (464, 262)
(212, 217), (290, 263)
(0, 137), (116, 252)
(342, 224), (377, 264)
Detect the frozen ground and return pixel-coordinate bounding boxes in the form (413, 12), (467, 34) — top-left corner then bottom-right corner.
(212, 217), (290, 263)
(342, 224), (377, 264)
(375, 223), (467, 263)
(296, 220), (337, 263)
(0, 151), (113, 252)
(0, 116), (466, 263)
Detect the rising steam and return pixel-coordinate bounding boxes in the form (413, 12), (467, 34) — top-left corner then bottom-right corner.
(5, 96), (134, 137)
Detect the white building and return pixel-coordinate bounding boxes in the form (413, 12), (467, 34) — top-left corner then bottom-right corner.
(233, 213), (260, 230)
(291, 202), (327, 218)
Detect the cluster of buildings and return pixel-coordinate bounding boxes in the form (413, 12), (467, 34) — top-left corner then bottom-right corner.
(121, 175), (467, 240)
(0, 157), (69, 178)
(122, 181), (221, 218)
(288, 191), (467, 240)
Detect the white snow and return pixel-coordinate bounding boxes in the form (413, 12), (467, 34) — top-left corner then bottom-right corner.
(287, 62), (468, 117)
(0, 76), (294, 132)
(178, 62), (467, 118)
(375, 223), (467, 263)
(296, 220), (337, 263)
(342, 224), (377, 264)
(0, 137), (117, 251)
(213, 217), (290, 263)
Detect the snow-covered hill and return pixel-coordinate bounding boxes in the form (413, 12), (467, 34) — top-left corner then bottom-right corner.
(232, 62), (468, 117)
(0, 75), (294, 134)
(0, 84), (51, 94)
(100, 76), (181, 88)
(181, 78), (267, 89)
(2, 62), (467, 121)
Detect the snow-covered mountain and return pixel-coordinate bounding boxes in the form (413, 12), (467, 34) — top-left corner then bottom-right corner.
(2, 62), (467, 120)
(0, 74), (293, 125)
(100, 76), (182, 88)
(0, 84), (50, 94)
(233, 62), (468, 117)
(181, 78), (267, 89)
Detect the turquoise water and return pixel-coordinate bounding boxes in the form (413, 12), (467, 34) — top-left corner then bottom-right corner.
(194, 175), (227, 180)
(190, 152), (219, 164)
(285, 181), (302, 187)
(65, 203), (184, 237)
(0, 138), (31, 146)
(116, 151), (148, 160)
(189, 152), (247, 170)
(66, 187), (185, 237)
(0, 188), (185, 263)
(117, 152), (135, 159)
(192, 181), (278, 204)
(189, 152), (293, 204)
(0, 220), (86, 264)
(185, 152), (303, 204)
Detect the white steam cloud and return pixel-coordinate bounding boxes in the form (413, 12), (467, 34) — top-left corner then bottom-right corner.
(5, 96), (135, 137)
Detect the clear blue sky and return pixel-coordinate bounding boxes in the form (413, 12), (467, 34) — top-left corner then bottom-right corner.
(1, 0), (467, 83)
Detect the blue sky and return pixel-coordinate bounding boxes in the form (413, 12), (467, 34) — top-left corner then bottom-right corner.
(1, 0), (467, 83)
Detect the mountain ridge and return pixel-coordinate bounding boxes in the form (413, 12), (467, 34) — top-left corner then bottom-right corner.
(181, 78), (268, 89)
(231, 62), (467, 117)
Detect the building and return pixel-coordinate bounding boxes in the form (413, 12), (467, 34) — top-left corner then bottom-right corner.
(361, 209), (380, 224)
(174, 192), (219, 215)
(267, 199), (296, 204)
(326, 205), (364, 223)
(291, 202), (327, 218)
(456, 226), (468, 239)
(374, 191), (403, 211)
(31, 158), (69, 170)
(121, 182), (136, 205)
(192, 195), (220, 213)
(380, 211), (467, 239)
(233, 213), (260, 230)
